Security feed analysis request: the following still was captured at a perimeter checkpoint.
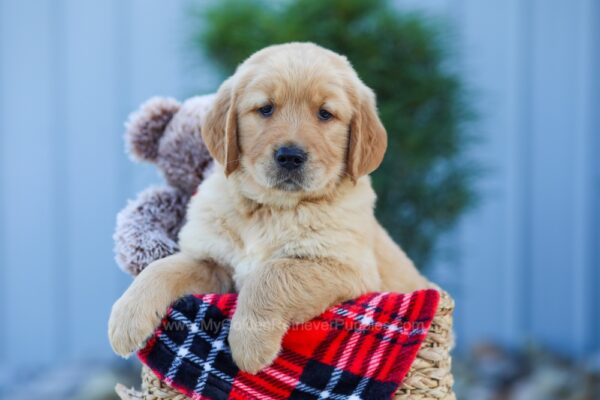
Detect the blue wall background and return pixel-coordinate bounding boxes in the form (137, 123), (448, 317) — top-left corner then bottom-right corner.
(0, 0), (598, 372)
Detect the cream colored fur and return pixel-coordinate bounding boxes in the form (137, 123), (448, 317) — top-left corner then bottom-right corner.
(109, 43), (427, 373)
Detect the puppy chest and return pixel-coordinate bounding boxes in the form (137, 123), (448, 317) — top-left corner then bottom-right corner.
(230, 211), (333, 283)
(238, 211), (319, 258)
(237, 206), (371, 262)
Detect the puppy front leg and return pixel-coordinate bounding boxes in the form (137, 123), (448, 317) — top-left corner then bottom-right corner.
(229, 258), (368, 373)
(109, 253), (232, 356)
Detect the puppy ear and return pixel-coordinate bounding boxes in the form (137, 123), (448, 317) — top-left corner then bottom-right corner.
(347, 86), (388, 180)
(126, 97), (180, 162)
(201, 78), (240, 176)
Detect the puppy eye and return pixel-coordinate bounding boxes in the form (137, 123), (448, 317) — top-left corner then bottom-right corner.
(258, 104), (274, 117)
(318, 109), (333, 121)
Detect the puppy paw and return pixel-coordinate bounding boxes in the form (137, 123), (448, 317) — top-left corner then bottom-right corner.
(108, 292), (166, 357)
(228, 314), (286, 374)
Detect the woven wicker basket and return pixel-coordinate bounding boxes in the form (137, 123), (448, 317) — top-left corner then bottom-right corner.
(116, 288), (455, 400)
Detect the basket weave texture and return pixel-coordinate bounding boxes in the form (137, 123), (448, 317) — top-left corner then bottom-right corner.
(115, 288), (455, 400)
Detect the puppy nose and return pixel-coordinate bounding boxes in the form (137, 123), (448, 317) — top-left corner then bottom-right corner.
(274, 146), (307, 170)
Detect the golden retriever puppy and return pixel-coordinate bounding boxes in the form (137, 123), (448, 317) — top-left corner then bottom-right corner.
(109, 42), (428, 373)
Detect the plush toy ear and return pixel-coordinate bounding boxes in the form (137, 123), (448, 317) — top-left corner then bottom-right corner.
(347, 86), (388, 180)
(125, 97), (181, 162)
(201, 78), (240, 176)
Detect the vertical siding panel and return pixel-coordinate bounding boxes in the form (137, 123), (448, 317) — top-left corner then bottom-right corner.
(50, 0), (70, 362)
(504, 0), (532, 346)
(571, 0), (597, 356)
(528, 0), (580, 353)
(592, 0), (600, 353)
(130, 0), (185, 103)
(454, 0), (516, 347)
(63, 0), (121, 360)
(0, 0), (6, 367)
(112, 0), (134, 296)
(511, 0), (535, 346)
(0, 0), (59, 366)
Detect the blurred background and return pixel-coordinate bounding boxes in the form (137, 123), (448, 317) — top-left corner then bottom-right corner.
(0, 0), (598, 399)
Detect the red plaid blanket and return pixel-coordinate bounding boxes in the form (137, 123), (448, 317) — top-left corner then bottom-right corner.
(138, 289), (439, 400)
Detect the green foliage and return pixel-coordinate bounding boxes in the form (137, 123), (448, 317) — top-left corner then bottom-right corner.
(192, 0), (477, 269)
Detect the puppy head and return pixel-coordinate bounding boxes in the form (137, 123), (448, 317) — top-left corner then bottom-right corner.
(202, 43), (387, 201)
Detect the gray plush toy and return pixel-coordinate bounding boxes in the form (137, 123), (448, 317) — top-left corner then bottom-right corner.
(114, 94), (215, 276)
